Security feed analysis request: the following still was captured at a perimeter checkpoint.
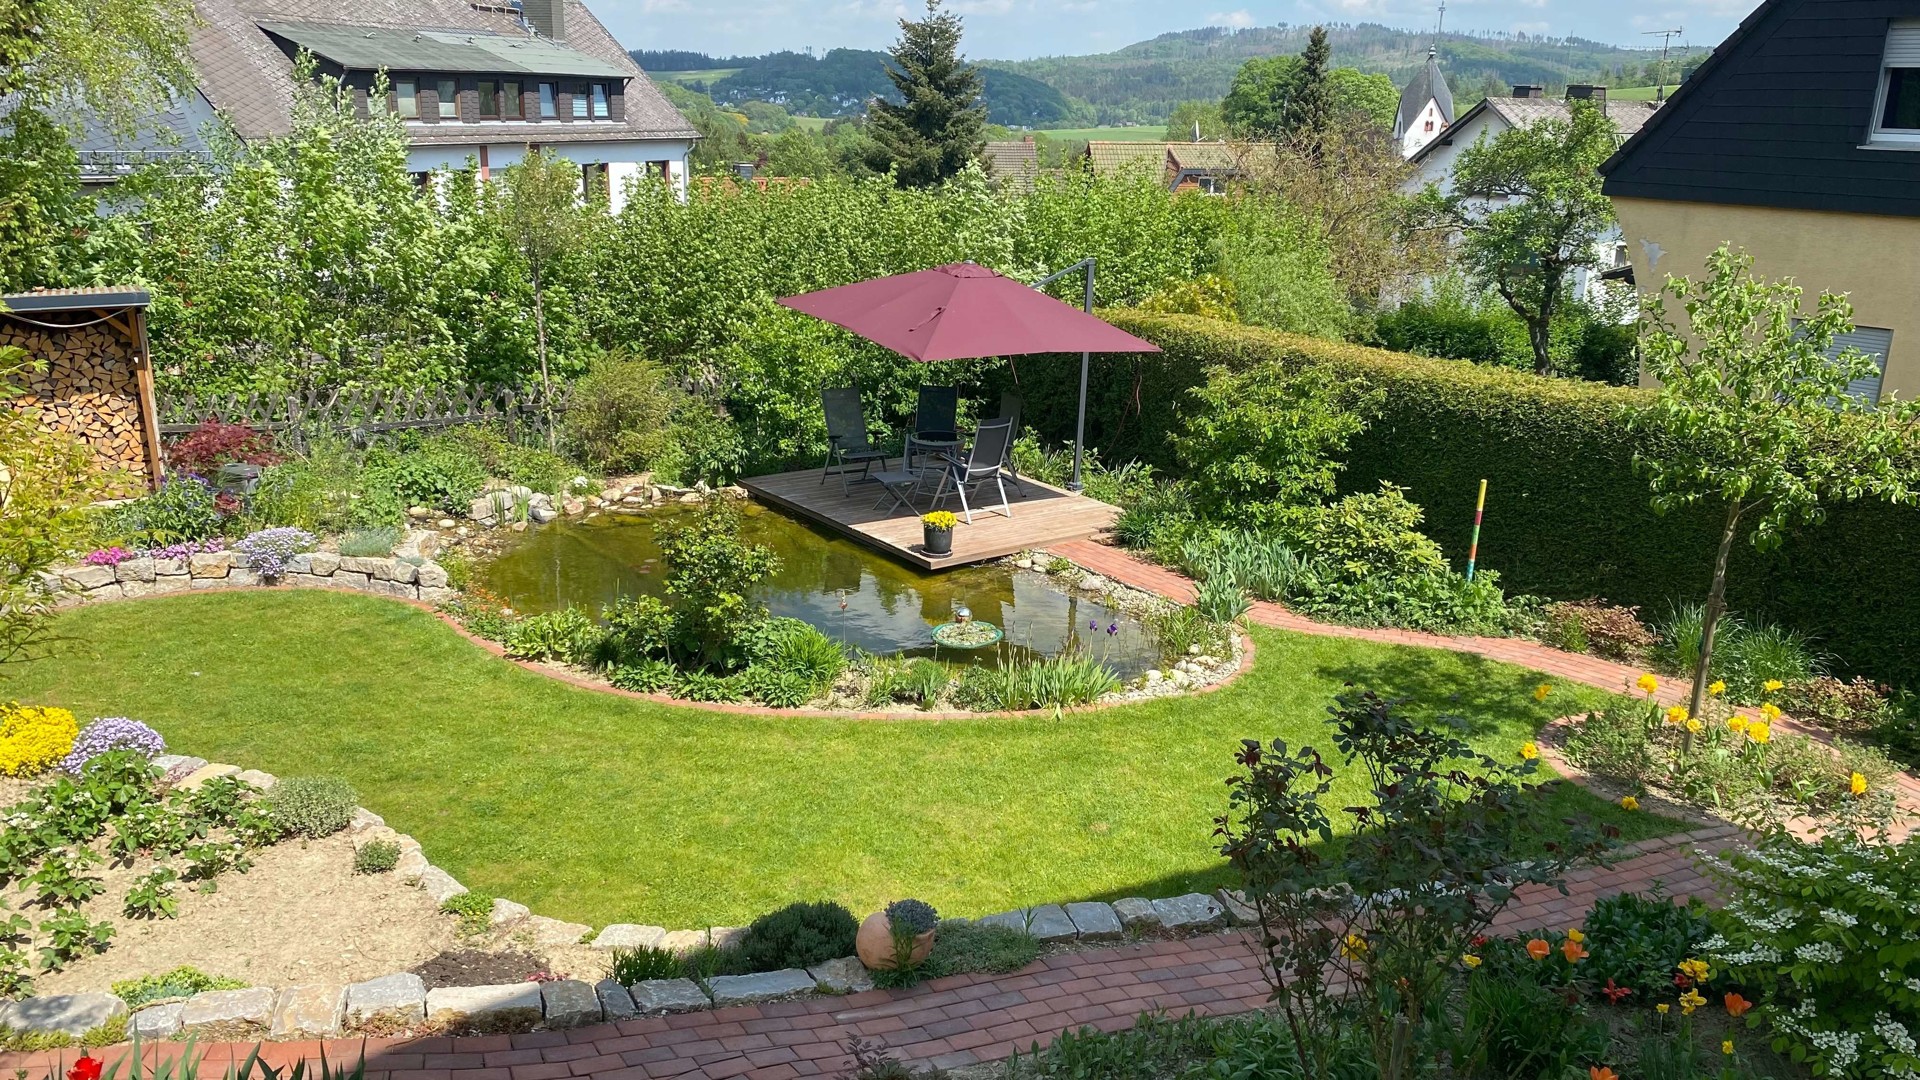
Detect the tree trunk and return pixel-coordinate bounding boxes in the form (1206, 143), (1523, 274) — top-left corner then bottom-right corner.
(530, 263), (556, 451)
(1686, 500), (1744, 751)
(1529, 277), (1558, 377)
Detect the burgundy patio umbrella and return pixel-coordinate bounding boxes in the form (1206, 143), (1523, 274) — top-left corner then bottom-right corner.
(777, 260), (1160, 489)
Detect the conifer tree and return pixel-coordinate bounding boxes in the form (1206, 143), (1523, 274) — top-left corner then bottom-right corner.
(1288, 26), (1334, 150)
(866, 0), (987, 188)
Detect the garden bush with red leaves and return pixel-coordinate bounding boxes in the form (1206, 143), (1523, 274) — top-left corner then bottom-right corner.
(1541, 600), (1658, 663)
(166, 420), (281, 475)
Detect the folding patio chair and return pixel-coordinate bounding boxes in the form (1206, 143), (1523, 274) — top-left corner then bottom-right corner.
(997, 392), (1029, 496)
(820, 387), (892, 493)
(932, 418), (1016, 524)
(905, 385), (961, 469)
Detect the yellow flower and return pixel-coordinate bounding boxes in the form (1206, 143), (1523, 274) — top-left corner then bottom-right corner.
(1620, 795), (1640, 811)
(1461, 953), (1482, 969)
(1728, 716), (1749, 734)
(1340, 933), (1368, 960)
(1708, 680), (1726, 696)
(1759, 702), (1782, 722)
(1686, 717), (1704, 733)
(1534, 683), (1552, 702)
(1850, 772), (1869, 796)
(1747, 723), (1772, 745)
(1679, 958), (1711, 983)
(1679, 989), (1706, 1015)
(0, 705), (78, 778)
(1520, 742), (1539, 761)
(1567, 928), (1586, 944)
(1656, 1004), (1670, 1015)
(1723, 1040), (1734, 1056)
(1665, 705), (1690, 726)
(1763, 679), (1784, 693)
(1636, 674), (1659, 696)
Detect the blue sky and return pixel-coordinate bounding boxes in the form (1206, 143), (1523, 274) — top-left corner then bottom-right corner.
(597, 0), (1757, 61)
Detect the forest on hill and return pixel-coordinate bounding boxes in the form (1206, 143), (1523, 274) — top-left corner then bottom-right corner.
(634, 22), (1705, 127)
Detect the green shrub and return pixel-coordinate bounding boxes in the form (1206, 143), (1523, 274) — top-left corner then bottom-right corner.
(112, 966), (248, 1009)
(734, 901), (858, 973)
(560, 356), (686, 476)
(741, 666), (816, 708)
(109, 476), (224, 545)
(503, 608), (601, 664)
(1581, 892), (1714, 1001)
(609, 658), (675, 694)
(354, 840), (400, 874)
(972, 654), (1121, 711)
(673, 669), (745, 703)
(361, 435), (487, 514)
(1019, 312), (1920, 687)
(746, 618), (846, 689)
(266, 776), (359, 838)
(599, 595), (675, 665)
(606, 946), (684, 985)
(440, 892), (496, 935)
(338, 527), (400, 558)
(919, 919), (1040, 978)
(1193, 576), (1251, 625)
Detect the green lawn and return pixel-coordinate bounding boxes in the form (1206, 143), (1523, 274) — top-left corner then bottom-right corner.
(649, 68), (743, 86)
(8, 591), (1678, 929)
(790, 116), (831, 132)
(1032, 125), (1167, 143)
(1606, 85), (1669, 101)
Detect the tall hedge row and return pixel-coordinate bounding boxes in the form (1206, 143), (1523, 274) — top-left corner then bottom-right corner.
(992, 312), (1920, 686)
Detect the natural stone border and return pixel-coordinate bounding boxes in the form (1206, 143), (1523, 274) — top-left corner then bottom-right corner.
(50, 549), (455, 609)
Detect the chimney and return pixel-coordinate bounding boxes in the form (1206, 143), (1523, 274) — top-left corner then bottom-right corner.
(521, 0), (565, 40)
(1511, 84), (1544, 98)
(1023, 134), (1034, 145)
(1567, 84), (1607, 102)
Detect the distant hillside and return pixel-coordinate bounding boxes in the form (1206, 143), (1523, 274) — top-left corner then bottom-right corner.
(632, 23), (1704, 128)
(635, 47), (1092, 126)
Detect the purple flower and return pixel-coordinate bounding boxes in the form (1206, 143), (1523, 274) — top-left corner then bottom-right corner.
(140, 538), (225, 561)
(83, 547), (132, 567)
(1089, 620), (1098, 631)
(1107, 621), (1119, 636)
(61, 717), (166, 774)
(234, 527), (316, 579)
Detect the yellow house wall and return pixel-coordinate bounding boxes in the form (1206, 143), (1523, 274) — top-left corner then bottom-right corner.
(1612, 197), (1920, 399)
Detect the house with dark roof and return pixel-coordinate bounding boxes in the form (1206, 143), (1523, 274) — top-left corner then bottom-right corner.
(1394, 47), (1455, 158)
(1081, 140), (1253, 193)
(1602, 0), (1920, 402)
(981, 137), (1040, 191)
(83, 0), (696, 208)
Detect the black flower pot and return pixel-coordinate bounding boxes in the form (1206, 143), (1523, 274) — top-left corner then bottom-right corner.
(923, 525), (953, 556)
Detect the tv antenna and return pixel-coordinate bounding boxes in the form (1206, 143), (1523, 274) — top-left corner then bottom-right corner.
(1643, 28), (1683, 101)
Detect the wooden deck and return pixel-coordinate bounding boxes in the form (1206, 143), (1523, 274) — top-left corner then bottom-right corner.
(739, 467), (1120, 570)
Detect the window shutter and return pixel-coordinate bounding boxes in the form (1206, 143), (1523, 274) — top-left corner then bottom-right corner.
(1886, 24), (1920, 66)
(1830, 326), (1893, 404)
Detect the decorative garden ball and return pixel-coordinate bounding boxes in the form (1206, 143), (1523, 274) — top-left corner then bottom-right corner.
(855, 911), (936, 970)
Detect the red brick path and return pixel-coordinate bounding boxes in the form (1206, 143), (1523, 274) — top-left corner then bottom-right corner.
(2, 542), (1834, 1080)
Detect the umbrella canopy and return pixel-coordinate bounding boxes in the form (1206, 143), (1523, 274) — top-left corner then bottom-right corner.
(776, 262), (1161, 361)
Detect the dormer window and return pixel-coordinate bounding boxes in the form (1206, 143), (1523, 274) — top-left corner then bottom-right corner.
(1871, 21), (1920, 144)
(590, 83), (610, 119)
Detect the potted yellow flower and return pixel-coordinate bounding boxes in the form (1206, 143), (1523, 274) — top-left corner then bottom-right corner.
(921, 511), (958, 556)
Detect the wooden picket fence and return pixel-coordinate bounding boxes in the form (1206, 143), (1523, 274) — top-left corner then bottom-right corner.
(156, 385), (565, 449)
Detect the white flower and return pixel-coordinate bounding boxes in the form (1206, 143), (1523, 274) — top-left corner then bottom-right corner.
(1876, 1013), (1918, 1056)
(1795, 942), (1845, 964)
(1820, 908), (1859, 928)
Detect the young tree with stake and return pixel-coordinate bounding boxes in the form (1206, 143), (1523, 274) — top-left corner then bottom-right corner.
(496, 150), (591, 447)
(1634, 245), (1920, 740)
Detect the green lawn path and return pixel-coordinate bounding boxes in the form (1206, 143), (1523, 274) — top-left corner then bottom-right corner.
(9, 591), (1680, 929)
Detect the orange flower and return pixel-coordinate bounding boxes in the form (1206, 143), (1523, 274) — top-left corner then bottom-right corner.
(1591, 1068), (1619, 1080)
(1724, 992), (1753, 1017)
(1562, 937), (1589, 963)
(1526, 938), (1552, 961)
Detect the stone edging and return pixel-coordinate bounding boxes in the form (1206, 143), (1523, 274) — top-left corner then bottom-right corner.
(51, 551), (455, 608)
(49, 577), (1258, 723)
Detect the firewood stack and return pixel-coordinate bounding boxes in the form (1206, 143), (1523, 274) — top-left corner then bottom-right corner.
(0, 317), (154, 490)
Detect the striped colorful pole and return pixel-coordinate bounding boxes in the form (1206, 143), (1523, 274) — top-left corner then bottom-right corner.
(1465, 479), (1489, 581)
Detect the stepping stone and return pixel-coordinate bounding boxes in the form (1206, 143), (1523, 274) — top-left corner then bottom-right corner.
(131, 1003), (184, 1039)
(180, 987), (275, 1031)
(706, 970), (816, 1007)
(424, 983), (543, 1025)
(806, 956), (873, 993)
(270, 984), (346, 1038)
(345, 973), (427, 1026)
(976, 909), (1030, 933)
(591, 924), (667, 950)
(539, 979), (601, 1028)
(1065, 902), (1123, 941)
(1111, 897), (1160, 930)
(1151, 893), (1226, 933)
(525, 915), (593, 947)
(594, 979), (637, 1021)
(629, 979), (710, 1014)
(2, 993), (127, 1037)
(1025, 904), (1079, 943)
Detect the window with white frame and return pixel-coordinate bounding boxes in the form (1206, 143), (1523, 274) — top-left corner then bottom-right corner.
(1871, 22), (1920, 143)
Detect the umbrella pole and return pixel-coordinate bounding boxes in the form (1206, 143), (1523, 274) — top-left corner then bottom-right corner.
(1032, 257), (1099, 493)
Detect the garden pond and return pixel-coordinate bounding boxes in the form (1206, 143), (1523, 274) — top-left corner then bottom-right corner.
(479, 503), (1167, 678)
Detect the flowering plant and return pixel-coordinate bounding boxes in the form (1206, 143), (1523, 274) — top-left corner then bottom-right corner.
(920, 511), (958, 532)
(0, 704), (78, 777)
(1703, 830), (1920, 1078)
(234, 527), (317, 579)
(82, 548), (133, 567)
(59, 717), (166, 775)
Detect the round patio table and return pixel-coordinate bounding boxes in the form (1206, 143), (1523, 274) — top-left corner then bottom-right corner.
(907, 430), (963, 470)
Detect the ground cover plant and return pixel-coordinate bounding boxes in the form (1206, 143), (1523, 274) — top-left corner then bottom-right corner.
(7, 589), (1674, 928)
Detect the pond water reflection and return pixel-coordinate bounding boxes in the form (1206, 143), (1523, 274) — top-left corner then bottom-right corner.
(479, 504), (1165, 677)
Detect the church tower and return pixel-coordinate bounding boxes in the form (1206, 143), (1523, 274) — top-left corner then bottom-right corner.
(1394, 46), (1455, 158)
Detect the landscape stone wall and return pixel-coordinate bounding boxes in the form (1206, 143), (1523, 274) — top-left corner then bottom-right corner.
(53, 552), (455, 606)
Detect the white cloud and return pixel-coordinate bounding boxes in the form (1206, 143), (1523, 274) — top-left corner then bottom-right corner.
(1204, 9), (1256, 27)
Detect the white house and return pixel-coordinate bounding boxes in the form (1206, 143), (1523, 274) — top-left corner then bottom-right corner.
(1404, 85), (1661, 300)
(81, 0), (697, 209)
(1393, 48), (1456, 159)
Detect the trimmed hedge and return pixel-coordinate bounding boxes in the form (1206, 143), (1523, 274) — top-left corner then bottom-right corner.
(990, 312), (1920, 686)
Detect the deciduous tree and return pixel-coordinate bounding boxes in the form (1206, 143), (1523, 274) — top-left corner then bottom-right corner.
(865, 0), (987, 188)
(495, 148), (593, 446)
(1422, 100), (1617, 376)
(1634, 245), (1920, 739)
